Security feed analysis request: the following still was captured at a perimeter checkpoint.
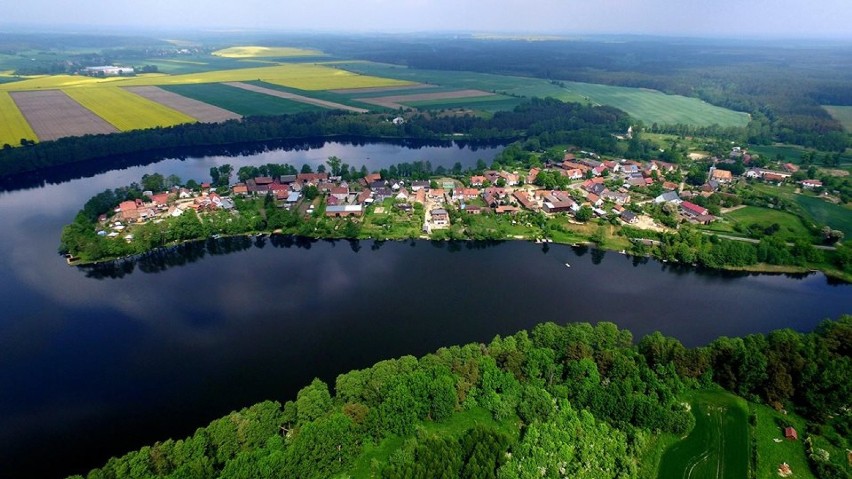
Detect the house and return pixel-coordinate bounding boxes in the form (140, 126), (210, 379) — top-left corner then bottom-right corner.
(587, 193), (602, 207)
(297, 172), (329, 184)
(800, 179), (823, 188)
(431, 208), (449, 226)
(117, 200), (141, 221)
(150, 193), (169, 207)
(365, 173), (382, 184)
(680, 201), (708, 217)
(410, 180), (430, 191)
(543, 198), (577, 214)
(655, 191), (682, 204)
(513, 191), (537, 211)
(652, 160), (678, 173)
(254, 176), (274, 186)
(286, 192), (301, 204)
(326, 205), (363, 217)
(763, 173), (787, 183)
(232, 184), (249, 196)
(428, 188), (446, 201)
(620, 210), (638, 224)
(463, 205), (482, 214)
(710, 168), (733, 183)
(329, 186), (349, 201)
(592, 165), (607, 177)
(392, 116), (405, 125)
(280, 174), (297, 184)
(601, 190), (630, 205)
(498, 171), (521, 186)
(496, 205), (520, 214)
(470, 175), (487, 186)
(562, 161), (589, 173)
(245, 179), (268, 195)
(527, 168), (541, 184)
(372, 187), (393, 202)
(395, 188), (411, 201)
(463, 188), (479, 200)
(662, 181), (679, 191)
(784, 427), (798, 440)
(563, 168), (584, 180)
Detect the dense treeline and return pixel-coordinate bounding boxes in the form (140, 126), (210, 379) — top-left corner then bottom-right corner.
(69, 317), (851, 479)
(0, 98), (629, 177)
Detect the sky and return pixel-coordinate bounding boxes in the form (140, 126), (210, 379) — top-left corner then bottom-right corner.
(3, 0), (852, 39)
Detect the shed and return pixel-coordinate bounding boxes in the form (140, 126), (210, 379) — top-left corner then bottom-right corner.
(784, 426), (798, 440)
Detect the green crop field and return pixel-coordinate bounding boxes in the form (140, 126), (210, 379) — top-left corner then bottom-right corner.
(823, 105), (852, 132)
(0, 91), (38, 146)
(657, 390), (749, 479)
(62, 86), (196, 131)
(161, 83), (323, 116)
(403, 94), (525, 112)
(245, 81), (380, 111)
(795, 195), (852, 238)
(333, 61), (750, 127)
(725, 206), (816, 241)
(752, 404), (815, 479)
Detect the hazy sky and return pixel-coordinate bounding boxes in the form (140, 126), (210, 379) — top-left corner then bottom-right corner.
(5, 0), (852, 38)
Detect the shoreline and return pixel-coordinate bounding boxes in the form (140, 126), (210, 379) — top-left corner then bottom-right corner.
(67, 230), (852, 283)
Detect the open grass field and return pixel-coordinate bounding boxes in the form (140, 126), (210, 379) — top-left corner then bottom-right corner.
(750, 143), (852, 166)
(752, 404), (815, 479)
(657, 390), (749, 479)
(725, 206), (815, 241)
(123, 86), (241, 123)
(212, 46), (324, 58)
(63, 87), (196, 131)
(823, 105), (852, 132)
(333, 62), (750, 127)
(0, 91), (38, 146)
(224, 82), (369, 113)
(795, 195), (852, 238)
(11, 90), (118, 140)
(161, 83), (324, 116)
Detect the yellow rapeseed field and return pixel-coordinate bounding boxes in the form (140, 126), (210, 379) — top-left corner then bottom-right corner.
(212, 46), (324, 58)
(0, 91), (38, 146)
(0, 74), (126, 91)
(63, 87), (197, 131)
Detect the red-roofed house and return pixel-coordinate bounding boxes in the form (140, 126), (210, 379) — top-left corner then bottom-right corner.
(470, 175), (487, 186)
(151, 193), (169, 207)
(680, 201), (708, 217)
(513, 191), (537, 211)
(800, 179), (823, 188)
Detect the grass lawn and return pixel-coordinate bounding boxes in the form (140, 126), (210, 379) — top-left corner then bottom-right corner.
(751, 403), (815, 479)
(333, 62), (749, 127)
(795, 195), (852, 239)
(657, 390), (749, 479)
(725, 206), (815, 241)
(822, 105), (852, 132)
(161, 83), (323, 116)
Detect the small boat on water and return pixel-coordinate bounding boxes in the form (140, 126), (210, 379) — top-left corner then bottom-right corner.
(565, 263), (571, 268)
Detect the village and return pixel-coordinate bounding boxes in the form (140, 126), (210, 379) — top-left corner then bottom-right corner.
(98, 144), (835, 251)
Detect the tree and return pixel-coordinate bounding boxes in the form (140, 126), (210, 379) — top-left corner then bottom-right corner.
(141, 173), (165, 192)
(295, 378), (332, 424)
(301, 164), (313, 174)
(575, 206), (593, 222)
(327, 156), (342, 176)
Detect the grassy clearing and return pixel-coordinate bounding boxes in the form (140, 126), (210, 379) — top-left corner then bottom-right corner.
(333, 62), (750, 127)
(725, 206), (815, 241)
(212, 46), (324, 58)
(62, 86), (196, 131)
(795, 195), (852, 238)
(0, 91), (38, 146)
(161, 83), (323, 116)
(822, 105), (852, 131)
(637, 432), (681, 479)
(657, 390), (749, 479)
(752, 404), (815, 479)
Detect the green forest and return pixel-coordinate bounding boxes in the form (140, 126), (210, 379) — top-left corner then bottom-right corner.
(69, 317), (851, 479)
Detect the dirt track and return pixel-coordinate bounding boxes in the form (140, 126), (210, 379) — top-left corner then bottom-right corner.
(124, 86), (241, 123)
(11, 90), (118, 141)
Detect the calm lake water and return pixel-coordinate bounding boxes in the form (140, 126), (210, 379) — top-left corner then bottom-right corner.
(0, 141), (849, 478)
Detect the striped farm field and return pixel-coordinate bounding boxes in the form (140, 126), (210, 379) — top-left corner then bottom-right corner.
(212, 46), (324, 58)
(0, 91), (38, 146)
(63, 87), (196, 131)
(161, 83), (325, 116)
(123, 86), (241, 123)
(11, 90), (118, 140)
(0, 74), (126, 91)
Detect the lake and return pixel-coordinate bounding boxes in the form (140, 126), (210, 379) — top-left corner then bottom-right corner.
(0, 140), (849, 478)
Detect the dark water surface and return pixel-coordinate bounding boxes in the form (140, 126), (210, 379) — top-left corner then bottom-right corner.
(0, 141), (849, 478)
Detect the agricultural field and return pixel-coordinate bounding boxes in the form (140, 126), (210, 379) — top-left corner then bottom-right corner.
(657, 390), (749, 479)
(123, 86), (241, 123)
(246, 81), (384, 111)
(161, 83), (323, 116)
(0, 91), (38, 146)
(795, 195), (852, 238)
(0, 74), (125, 91)
(11, 90), (118, 140)
(403, 94), (525, 113)
(212, 46), (325, 58)
(62, 87), (196, 131)
(357, 89), (496, 109)
(333, 62), (751, 127)
(751, 404), (815, 479)
(750, 143), (852, 166)
(724, 206), (816, 242)
(224, 82), (368, 113)
(822, 105), (852, 132)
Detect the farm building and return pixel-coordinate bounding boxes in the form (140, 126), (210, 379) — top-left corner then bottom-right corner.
(83, 66), (135, 76)
(784, 427), (798, 440)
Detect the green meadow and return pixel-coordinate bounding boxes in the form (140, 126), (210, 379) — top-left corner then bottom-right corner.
(657, 390), (749, 479)
(161, 83), (324, 116)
